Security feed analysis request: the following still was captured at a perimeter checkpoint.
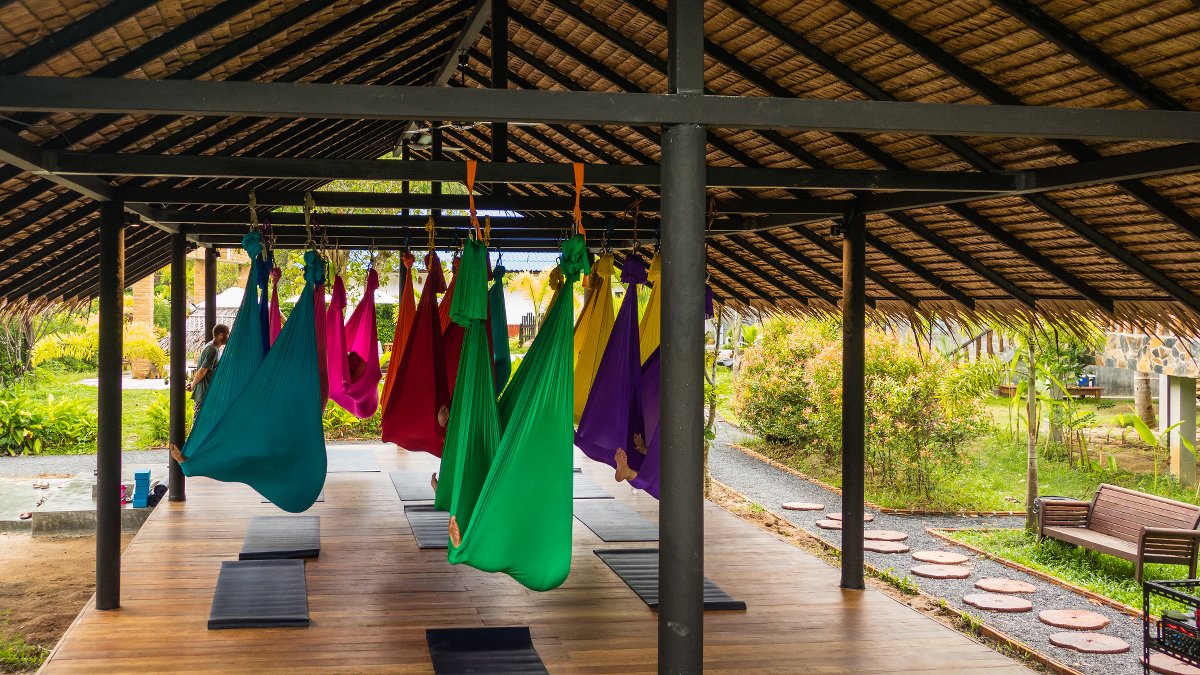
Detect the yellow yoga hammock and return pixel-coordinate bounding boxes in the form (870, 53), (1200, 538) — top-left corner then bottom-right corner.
(638, 253), (661, 364)
(572, 253), (616, 423)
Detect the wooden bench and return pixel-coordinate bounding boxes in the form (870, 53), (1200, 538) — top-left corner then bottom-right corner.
(1039, 484), (1200, 582)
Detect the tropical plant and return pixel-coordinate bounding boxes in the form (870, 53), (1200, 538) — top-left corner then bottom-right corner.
(509, 270), (553, 327)
(146, 393), (194, 445)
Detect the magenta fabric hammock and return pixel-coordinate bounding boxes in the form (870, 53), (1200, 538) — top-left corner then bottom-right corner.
(574, 254), (647, 473)
(325, 269), (383, 418)
(269, 267), (283, 345)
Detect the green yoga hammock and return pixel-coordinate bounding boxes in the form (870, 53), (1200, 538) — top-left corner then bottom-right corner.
(438, 235), (589, 591)
(180, 232), (327, 513)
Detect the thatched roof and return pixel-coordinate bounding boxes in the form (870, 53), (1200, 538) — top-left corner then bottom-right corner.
(1, 0), (1200, 333)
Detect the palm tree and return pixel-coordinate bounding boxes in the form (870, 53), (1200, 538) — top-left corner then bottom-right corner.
(509, 270), (553, 329)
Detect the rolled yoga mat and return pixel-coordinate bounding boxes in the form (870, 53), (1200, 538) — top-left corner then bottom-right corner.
(426, 626), (548, 674)
(595, 548), (746, 611)
(404, 504), (449, 549)
(240, 516), (320, 560)
(573, 499), (658, 542)
(208, 559), (309, 629)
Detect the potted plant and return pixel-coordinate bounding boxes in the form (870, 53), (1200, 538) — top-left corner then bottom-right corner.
(125, 337), (166, 379)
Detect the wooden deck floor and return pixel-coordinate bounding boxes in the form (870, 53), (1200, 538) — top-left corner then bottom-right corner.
(41, 443), (1029, 674)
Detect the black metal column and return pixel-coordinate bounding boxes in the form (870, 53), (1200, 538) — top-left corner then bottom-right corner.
(660, 1), (706, 672)
(168, 232), (187, 502)
(432, 125), (443, 216)
(840, 208), (867, 590)
(96, 200), (125, 611)
(203, 246), (217, 338)
(492, 0), (509, 197)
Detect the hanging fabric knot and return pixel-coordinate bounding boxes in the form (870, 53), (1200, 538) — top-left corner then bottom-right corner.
(424, 249), (448, 294)
(241, 230), (263, 260)
(548, 266), (565, 291)
(620, 251), (648, 285)
(303, 250), (326, 286)
(492, 263), (506, 284)
(450, 238), (489, 326)
(572, 163), (585, 238)
(270, 267), (282, 284)
(425, 215), (436, 251)
(402, 250), (416, 270)
(558, 233), (590, 285)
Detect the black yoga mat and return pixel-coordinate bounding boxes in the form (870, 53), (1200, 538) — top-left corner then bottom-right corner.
(595, 549), (747, 611)
(240, 516), (320, 560)
(260, 491), (323, 504)
(404, 504), (449, 549)
(572, 471), (615, 500)
(391, 472), (435, 501)
(208, 559), (309, 629)
(427, 627), (548, 675)
(574, 500), (658, 542)
(326, 448), (381, 472)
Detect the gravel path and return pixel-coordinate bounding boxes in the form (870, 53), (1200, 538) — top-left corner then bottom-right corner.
(0, 449), (169, 478)
(709, 421), (1145, 675)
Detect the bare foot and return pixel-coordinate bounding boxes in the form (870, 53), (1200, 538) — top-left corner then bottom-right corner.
(430, 472), (438, 492)
(632, 433), (648, 455)
(614, 448), (638, 483)
(448, 515), (462, 547)
(437, 405), (450, 428)
(169, 444), (187, 463)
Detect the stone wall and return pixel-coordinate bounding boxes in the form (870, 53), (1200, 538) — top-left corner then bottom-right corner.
(1100, 332), (1200, 378)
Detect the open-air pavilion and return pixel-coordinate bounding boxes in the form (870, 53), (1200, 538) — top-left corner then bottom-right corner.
(2, 0), (1200, 672)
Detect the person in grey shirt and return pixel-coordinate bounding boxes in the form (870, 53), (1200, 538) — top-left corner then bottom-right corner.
(172, 324), (228, 463)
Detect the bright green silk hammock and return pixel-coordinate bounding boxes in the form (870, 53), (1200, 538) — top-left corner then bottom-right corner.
(180, 233), (327, 513)
(440, 235), (588, 591)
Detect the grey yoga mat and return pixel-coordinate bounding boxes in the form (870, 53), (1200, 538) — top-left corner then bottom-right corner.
(573, 499), (658, 542)
(326, 448), (381, 472)
(404, 504), (449, 549)
(595, 548), (747, 611)
(208, 559), (309, 629)
(426, 626), (548, 674)
(240, 516), (320, 560)
(391, 472), (435, 501)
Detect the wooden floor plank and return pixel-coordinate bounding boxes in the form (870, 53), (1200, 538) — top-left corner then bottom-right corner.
(41, 444), (1029, 674)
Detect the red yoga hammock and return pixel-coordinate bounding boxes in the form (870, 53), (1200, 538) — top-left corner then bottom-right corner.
(326, 269), (383, 418)
(440, 256), (465, 400)
(380, 251), (417, 411)
(380, 251), (450, 456)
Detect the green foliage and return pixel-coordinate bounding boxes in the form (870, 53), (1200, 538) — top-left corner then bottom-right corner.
(375, 303), (397, 347)
(146, 393), (193, 445)
(124, 336), (166, 370)
(734, 317), (986, 496)
(0, 631), (48, 672)
(323, 403), (382, 439)
(32, 320), (97, 367)
(0, 389), (97, 456)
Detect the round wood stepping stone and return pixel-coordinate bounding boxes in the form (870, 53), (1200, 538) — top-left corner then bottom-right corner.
(975, 578), (1037, 594)
(826, 512), (875, 522)
(863, 540), (910, 554)
(814, 519), (841, 530)
(962, 593), (1033, 613)
(911, 564), (971, 580)
(863, 530), (908, 542)
(1145, 653), (1200, 675)
(1049, 632), (1129, 654)
(912, 550), (968, 565)
(1038, 609), (1110, 631)
(781, 502), (825, 511)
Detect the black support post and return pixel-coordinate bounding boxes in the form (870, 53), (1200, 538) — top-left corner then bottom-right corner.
(204, 246), (217, 339)
(168, 233), (187, 502)
(432, 124), (443, 216)
(659, 1), (706, 673)
(96, 200), (125, 611)
(840, 209), (867, 590)
(492, 0), (509, 197)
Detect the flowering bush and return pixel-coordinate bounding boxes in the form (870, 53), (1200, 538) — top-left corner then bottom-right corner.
(734, 318), (986, 495)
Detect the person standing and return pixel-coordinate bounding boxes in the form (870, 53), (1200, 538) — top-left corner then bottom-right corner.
(172, 324), (228, 463)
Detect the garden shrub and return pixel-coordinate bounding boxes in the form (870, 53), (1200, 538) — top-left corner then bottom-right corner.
(146, 393), (193, 445)
(323, 403), (382, 439)
(0, 389), (97, 456)
(734, 317), (986, 496)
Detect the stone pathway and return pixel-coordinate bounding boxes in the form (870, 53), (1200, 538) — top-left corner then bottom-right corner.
(708, 420), (1160, 675)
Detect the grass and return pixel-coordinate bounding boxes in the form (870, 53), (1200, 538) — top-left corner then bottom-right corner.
(945, 528), (1189, 613)
(0, 632), (48, 673)
(745, 430), (1200, 512)
(14, 366), (162, 452)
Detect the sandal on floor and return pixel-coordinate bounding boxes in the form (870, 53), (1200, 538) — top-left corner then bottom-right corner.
(19, 512), (31, 520)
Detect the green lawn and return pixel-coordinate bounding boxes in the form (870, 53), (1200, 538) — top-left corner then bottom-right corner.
(18, 367), (163, 452)
(0, 631), (47, 673)
(945, 528), (1188, 612)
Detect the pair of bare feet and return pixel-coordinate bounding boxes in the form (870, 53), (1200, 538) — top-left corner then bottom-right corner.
(614, 433), (649, 483)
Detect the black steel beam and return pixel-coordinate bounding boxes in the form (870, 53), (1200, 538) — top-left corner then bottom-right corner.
(169, 233), (187, 502)
(95, 200), (125, 611)
(204, 248), (217, 341)
(491, 0), (509, 198)
(4, 76), (1199, 141)
(840, 211), (866, 591)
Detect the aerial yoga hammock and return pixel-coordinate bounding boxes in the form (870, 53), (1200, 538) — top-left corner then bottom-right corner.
(439, 255), (467, 399)
(176, 230), (327, 513)
(639, 252), (662, 363)
(325, 267), (383, 418)
(380, 251), (417, 411)
(572, 252), (616, 423)
(380, 248), (450, 456)
(268, 266), (283, 345)
(575, 252), (647, 479)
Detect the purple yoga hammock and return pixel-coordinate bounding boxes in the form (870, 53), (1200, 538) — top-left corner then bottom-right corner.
(574, 254), (648, 475)
(325, 269), (383, 418)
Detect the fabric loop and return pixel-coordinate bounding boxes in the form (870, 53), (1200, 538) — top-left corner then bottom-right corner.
(559, 234), (590, 284)
(241, 230), (263, 260)
(303, 250), (326, 285)
(620, 252), (648, 285)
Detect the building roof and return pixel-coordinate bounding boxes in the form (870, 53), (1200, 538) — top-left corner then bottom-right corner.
(1, 1), (1200, 332)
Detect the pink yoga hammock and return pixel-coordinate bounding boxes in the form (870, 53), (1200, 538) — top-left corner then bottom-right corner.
(269, 267), (283, 345)
(326, 269), (383, 418)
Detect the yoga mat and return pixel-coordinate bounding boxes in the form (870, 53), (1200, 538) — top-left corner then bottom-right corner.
(574, 500), (658, 542)
(404, 504), (449, 549)
(208, 559), (309, 629)
(240, 516), (320, 560)
(326, 448), (381, 472)
(572, 471), (614, 500)
(261, 491), (323, 504)
(427, 626), (548, 674)
(595, 549), (746, 611)
(391, 472), (435, 501)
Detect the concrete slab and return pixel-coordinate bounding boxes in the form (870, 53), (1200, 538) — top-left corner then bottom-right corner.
(0, 465), (163, 535)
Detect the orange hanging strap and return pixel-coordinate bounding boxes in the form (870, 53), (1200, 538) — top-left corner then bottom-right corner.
(572, 162), (585, 238)
(466, 160), (481, 239)
(425, 214), (436, 252)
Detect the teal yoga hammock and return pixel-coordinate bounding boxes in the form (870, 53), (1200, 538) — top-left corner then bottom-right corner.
(437, 235), (588, 591)
(180, 232), (327, 513)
